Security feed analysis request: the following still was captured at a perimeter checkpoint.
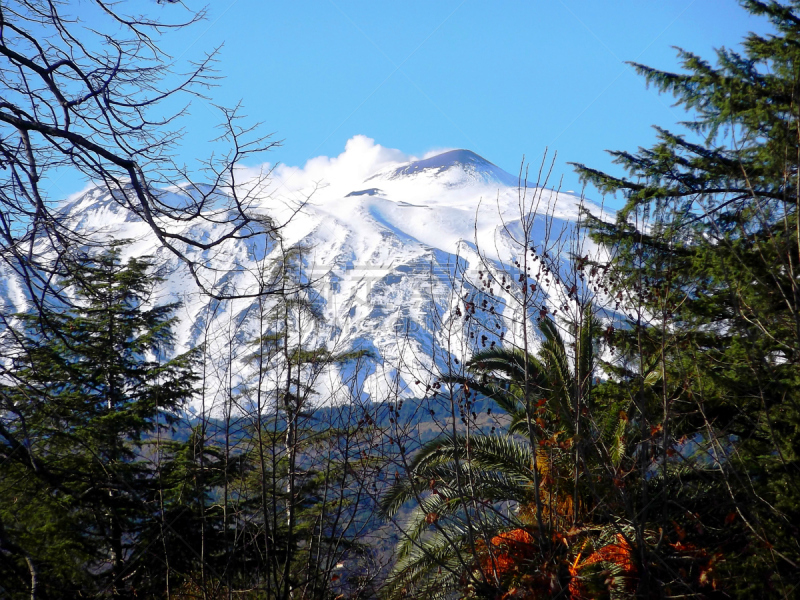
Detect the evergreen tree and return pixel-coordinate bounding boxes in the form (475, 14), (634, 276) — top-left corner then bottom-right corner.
(0, 245), (198, 598)
(572, 1), (800, 596)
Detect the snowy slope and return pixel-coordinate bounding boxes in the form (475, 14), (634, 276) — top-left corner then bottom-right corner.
(3, 144), (612, 414)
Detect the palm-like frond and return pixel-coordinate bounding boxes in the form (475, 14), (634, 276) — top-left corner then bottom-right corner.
(383, 312), (605, 600)
(412, 434), (536, 481)
(611, 414), (628, 469)
(381, 434), (536, 518)
(467, 346), (547, 386)
(384, 512), (525, 600)
(538, 317), (580, 428)
(465, 314), (600, 434)
(382, 528), (471, 600)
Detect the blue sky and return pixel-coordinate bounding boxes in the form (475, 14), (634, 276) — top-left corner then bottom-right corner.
(59, 1), (774, 209)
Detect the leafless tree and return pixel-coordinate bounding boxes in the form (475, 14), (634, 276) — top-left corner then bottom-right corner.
(0, 0), (282, 307)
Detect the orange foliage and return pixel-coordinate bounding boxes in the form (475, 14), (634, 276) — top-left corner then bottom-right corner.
(480, 528), (537, 577)
(474, 528), (562, 600)
(492, 529), (536, 553)
(568, 534), (636, 599)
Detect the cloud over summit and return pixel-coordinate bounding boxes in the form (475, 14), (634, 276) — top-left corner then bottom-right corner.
(254, 136), (456, 203)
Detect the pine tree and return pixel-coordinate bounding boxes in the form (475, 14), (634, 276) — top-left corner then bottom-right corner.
(0, 245), (198, 598)
(572, 1), (800, 596)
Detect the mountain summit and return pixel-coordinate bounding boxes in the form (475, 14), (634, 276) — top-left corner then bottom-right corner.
(367, 149), (520, 189)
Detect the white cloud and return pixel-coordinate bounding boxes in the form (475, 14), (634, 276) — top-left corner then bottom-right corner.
(267, 135), (410, 202)
(233, 136), (462, 207)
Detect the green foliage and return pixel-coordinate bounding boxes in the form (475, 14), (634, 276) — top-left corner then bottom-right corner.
(570, 1), (800, 596)
(0, 245), (199, 598)
(0, 244), (379, 599)
(383, 3), (800, 597)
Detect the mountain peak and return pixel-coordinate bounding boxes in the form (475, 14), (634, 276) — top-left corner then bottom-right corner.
(401, 149), (493, 172)
(371, 149), (519, 188)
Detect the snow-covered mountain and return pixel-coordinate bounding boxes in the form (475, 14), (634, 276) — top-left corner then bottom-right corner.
(1, 142), (611, 413)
